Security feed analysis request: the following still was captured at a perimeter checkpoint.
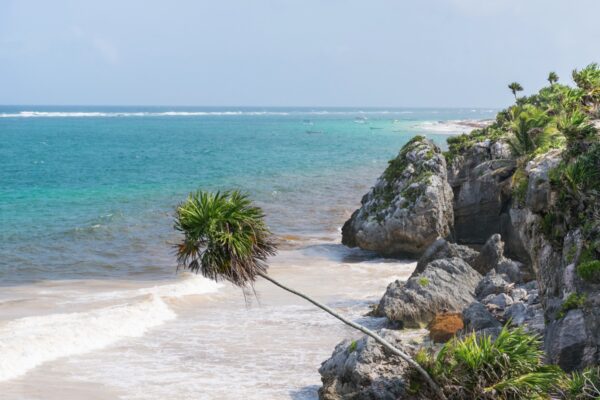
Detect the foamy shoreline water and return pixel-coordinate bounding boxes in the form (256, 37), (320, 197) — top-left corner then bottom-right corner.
(0, 241), (422, 399)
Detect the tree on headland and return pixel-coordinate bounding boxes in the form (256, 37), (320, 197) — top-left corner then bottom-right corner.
(548, 71), (559, 85)
(174, 190), (447, 400)
(508, 82), (524, 99)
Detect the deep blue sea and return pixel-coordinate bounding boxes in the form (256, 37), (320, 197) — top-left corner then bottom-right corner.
(0, 106), (496, 284)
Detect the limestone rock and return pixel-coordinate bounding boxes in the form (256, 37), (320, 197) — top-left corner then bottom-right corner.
(342, 136), (454, 256)
(414, 238), (479, 274)
(472, 234), (505, 274)
(447, 140), (516, 245)
(544, 310), (592, 371)
(475, 272), (511, 299)
(318, 330), (412, 400)
(377, 258), (481, 328)
(462, 302), (502, 332)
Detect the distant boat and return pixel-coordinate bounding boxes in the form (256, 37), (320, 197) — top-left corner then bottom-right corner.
(303, 119), (313, 125)
(305, 130), (323, 134)
(369, 127), (383, 130)
(354, 116), (367, 123)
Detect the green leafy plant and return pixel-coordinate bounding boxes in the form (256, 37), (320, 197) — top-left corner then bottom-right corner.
(416, 326), (563, 399)
(418, 277), (430, 287)
(561, 366), (600, 399)
(577, 260), (600, 283)
(558, 293), (587, 318)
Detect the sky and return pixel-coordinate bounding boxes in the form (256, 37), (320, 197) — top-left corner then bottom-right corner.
(1, 0), (599, 108)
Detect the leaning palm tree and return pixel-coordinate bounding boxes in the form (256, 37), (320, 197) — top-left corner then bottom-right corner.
(508, 82), (524, 100)
(547, 71), (559, 85)
(174, 190), (446, 399)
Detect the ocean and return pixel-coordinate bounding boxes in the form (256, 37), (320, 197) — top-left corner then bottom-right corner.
(0, 106), (495, 399)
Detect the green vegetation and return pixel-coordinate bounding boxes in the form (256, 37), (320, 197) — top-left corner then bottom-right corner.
(562, 366), (600, 399)
(577, 260), (600, 283)
(414, 326), (563, 399)
(558, 293), (587, 318)
(418, 277), (430, 287)
(511, 168), (529, 206)
(508, 82), (524, 99)
(372, 136), (438, 218)
(443, 63), (599, 166)
(348, 340), (358, 353)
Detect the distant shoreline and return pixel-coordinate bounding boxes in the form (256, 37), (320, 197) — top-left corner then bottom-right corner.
(416, 118), (493, 135)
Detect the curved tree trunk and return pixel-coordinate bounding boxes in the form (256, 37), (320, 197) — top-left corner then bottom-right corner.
(256, 271), (446, 400)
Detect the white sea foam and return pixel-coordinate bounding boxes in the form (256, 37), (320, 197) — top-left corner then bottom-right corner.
(0, 275), (221, 382)
(0, 295), (175, 381)
(58, 274), (223, 304)
(416, 119), (491, 134)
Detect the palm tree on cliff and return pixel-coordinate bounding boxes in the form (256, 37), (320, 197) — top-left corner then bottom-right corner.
(508, 82), (524, 100)
(174, 190), (446, 399)
(547, 71), (559, 85)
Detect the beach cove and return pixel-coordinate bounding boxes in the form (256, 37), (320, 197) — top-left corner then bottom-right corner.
(0, 107), (493, 399)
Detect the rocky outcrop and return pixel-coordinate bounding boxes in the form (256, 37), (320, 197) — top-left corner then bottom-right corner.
(414, 238), (479, 274)
(318, 330), (413, 400)
(447, 140), (516, 247)
(508, 150), (600, 370)
(462, 302), (501, 333)
(342, 136), (454, 256)
(377, 258), (481, 328)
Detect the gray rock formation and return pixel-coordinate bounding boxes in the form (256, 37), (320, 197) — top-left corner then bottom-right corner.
(318, 330), (412, 400)
(472, 234), (505, 274)
(377, 258), (481, 328)
(447, 140), (516, 246)
(475, 272), (511, 299)
(342, 136), (454, 256)
(462, 302), (501, 333)
(414, 238), (479, 274)
(508, 151), (599, 370)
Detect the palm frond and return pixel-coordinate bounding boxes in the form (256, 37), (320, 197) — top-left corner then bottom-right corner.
(174, 190), (277, 287)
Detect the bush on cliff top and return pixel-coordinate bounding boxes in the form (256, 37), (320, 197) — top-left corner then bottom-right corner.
(443, 63), (600, 164)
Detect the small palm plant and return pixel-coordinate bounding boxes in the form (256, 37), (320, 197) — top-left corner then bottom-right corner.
(174, 190), (446, 399)
(509, 82), (524, 100)
(548, 71), (559, 85)
(507, 106), (558, 157)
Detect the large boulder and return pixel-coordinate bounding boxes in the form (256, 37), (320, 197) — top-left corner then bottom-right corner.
(318, 330), (413, 400)
(342, 136), (454, 256)
(377, 258), (481, 328)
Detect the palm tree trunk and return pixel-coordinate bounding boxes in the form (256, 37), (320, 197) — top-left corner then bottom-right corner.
(256, 271), (447, 400)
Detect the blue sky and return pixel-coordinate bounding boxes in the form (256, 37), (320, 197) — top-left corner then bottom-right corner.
(1, 0), (599, 107)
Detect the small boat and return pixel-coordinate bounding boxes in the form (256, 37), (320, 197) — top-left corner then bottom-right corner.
(369, 127), (383, 130)
(305, 130), (323, 134)
(354, 116), (367, 123)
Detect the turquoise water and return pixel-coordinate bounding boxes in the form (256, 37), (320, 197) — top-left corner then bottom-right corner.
(0, 107), (495, 283)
